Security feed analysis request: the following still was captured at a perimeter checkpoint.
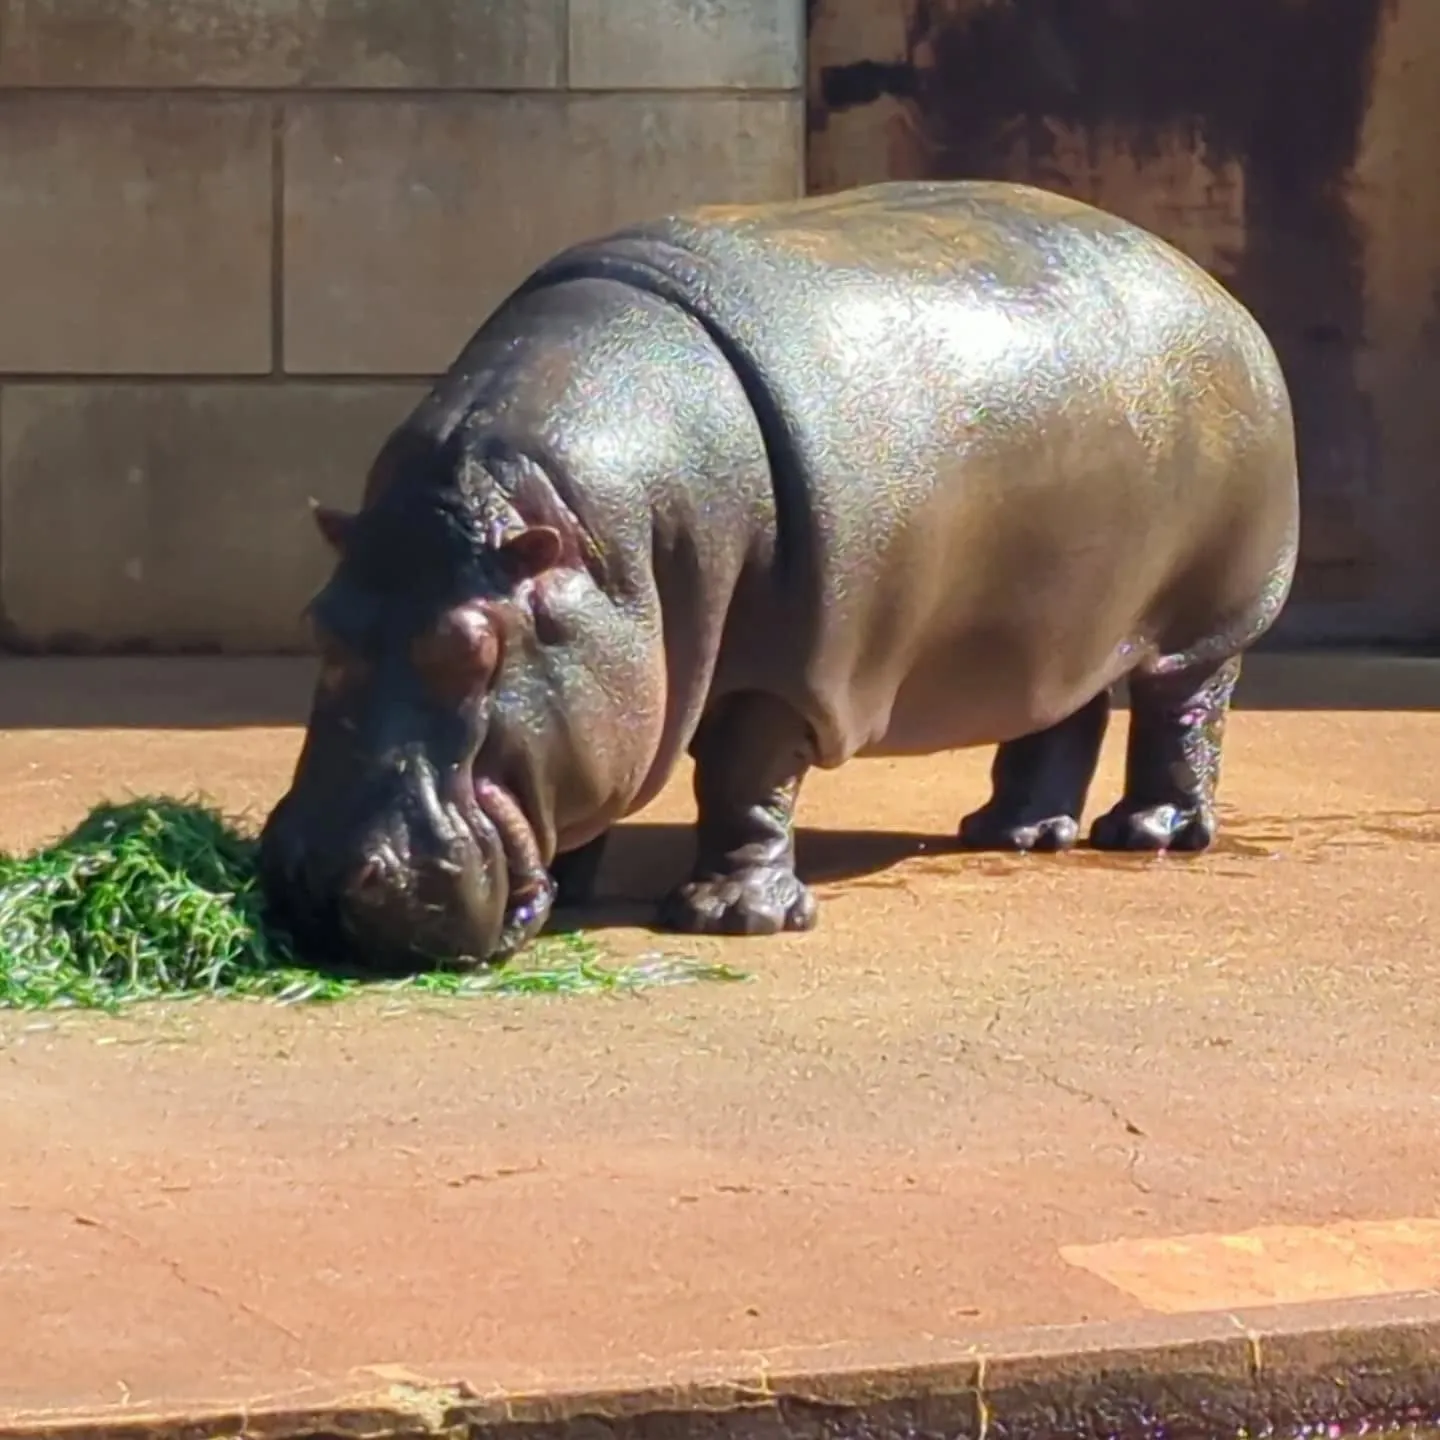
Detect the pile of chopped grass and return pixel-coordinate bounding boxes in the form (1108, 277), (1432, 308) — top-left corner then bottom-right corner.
(0, 797), (745, 1011)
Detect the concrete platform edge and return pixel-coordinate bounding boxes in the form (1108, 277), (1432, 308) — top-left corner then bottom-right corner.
(9, 1292), (1440, 1440)
(6, 651), (1440, 729)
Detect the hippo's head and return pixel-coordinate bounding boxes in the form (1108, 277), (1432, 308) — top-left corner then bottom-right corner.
(258, 434), (665, 972)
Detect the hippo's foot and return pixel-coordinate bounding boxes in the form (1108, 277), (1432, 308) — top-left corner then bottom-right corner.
(659, 867), (818, 936)
(1088, 801), (1217, 853)
(1090, 653), (1242, 855)
(673, 690), (818, 939)
(958, 691), (1111, 853)
(958, 807), (1081, 852)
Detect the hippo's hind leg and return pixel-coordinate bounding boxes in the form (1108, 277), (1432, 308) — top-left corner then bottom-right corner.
(658, 691), (818, 937)
(1089, 654), (1241, 852)
(958, 691), (1111, 852)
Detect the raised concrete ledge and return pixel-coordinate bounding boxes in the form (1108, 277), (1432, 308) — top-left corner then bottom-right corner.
(3, 651), (1440, 721)
(1234, 650), (1440, 710)
(9, 1293), (1440, 1440)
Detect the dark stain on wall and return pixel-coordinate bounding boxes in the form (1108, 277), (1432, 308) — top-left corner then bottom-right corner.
(811, 0), (1395, 633)
(820, 59), (916, 113)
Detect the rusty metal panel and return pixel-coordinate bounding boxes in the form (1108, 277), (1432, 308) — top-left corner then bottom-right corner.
(807, 0), (1440, 647)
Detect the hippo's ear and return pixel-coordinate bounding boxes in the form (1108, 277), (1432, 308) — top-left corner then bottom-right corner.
(310, 500), (356, 555)
(499, 525), (564, 580)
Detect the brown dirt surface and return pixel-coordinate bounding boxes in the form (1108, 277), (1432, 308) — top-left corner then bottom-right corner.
(1, 656), (1438, 1424)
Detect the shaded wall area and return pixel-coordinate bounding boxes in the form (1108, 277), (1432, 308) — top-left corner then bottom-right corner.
(808, 0), (1440, 647)
(0, 0), (805, 652)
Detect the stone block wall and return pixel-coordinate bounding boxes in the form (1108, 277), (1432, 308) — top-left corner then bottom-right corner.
(0, 0), (805, 652)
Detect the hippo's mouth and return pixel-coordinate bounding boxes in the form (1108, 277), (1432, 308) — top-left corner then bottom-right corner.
(471, 769), (555, 961)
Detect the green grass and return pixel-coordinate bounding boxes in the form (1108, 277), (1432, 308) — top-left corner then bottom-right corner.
(0, 797), (746, 1012)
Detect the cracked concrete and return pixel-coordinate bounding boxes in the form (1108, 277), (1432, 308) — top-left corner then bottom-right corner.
(1, 657), (1439, 1426)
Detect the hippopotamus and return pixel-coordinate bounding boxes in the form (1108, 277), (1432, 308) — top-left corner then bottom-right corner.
(258, 179), (1299, 971)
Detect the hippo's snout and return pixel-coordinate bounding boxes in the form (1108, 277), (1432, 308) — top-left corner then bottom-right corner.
(258, 787), (513, 973)
(335, 831), (509, 971)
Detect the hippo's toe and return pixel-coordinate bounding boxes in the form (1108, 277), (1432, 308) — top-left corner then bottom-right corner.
(958, 805), (1081, 853)
(1088, 801), (1218, 853)
(658, 867), (818, 937)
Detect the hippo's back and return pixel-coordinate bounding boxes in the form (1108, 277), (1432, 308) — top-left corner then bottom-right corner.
(518, 181), (1298, 764)
(533, 179), (1269, 367)
(522, 182), (1292, 528)
(658, 179), (1207, 295)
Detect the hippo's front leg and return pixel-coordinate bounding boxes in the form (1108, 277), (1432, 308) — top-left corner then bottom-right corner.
(658, 691), (819, 937)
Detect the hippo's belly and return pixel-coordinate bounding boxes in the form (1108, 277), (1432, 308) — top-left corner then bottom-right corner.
(814, 522), (1167, 763)
(854, 627), (1138, 758)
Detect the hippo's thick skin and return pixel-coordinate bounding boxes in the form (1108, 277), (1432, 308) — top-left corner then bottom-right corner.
(260, 180), (1300, 969)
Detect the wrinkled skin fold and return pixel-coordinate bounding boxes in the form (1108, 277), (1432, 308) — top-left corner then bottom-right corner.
(259, 179), (1300, 969)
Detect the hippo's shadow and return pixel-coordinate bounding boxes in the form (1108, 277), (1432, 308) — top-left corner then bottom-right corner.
(552, 823), (953, 933)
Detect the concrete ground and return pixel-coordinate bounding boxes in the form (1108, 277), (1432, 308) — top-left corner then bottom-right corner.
(1, 656), (1438, 1433)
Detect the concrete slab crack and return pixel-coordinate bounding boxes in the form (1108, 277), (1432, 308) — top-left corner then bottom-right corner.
(970, 1037), (1153, 1194)
(445, 1161), (545, 1188)
(1022, 1065), (1146, 1139)
(979, 990), (1150, 1191)
(13, 1203), (304, 1347)
(1019, 1063), (1152, 1194)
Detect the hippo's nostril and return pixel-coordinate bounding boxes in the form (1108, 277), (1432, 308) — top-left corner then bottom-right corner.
(344, 855), (394, 907)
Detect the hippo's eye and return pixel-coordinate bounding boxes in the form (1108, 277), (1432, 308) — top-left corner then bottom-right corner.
(411, 604), (501, 706)
(311, 622), (368, 698)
